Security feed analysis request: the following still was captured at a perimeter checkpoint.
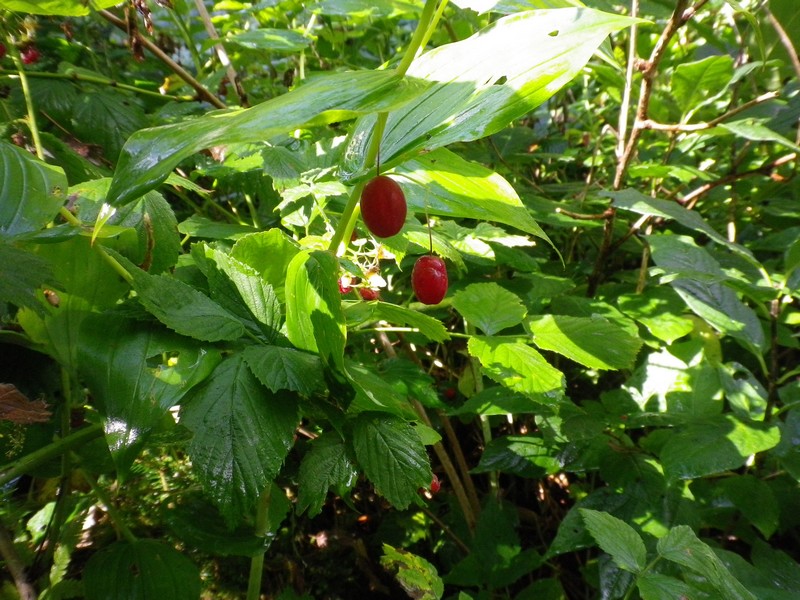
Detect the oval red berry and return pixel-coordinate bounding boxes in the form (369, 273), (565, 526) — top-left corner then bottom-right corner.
(412, 256), (448, 305)
(358, 287), (379, 301)
(21, 46), (40, 65)
(430, 474), (441, 494)
(360, 175), (406, 238)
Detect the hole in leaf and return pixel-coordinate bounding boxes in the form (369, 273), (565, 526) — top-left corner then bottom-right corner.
(493, 75), (508, 86)
(548, 30), (559, 37)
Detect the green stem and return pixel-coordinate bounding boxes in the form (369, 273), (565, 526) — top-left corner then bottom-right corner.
(466, 321), (498, 496)
(328, 0), (441, 254)
(0, 424), (104, 487)
(97, 245), (134, 285)
(7, 41), (44, 160)
(246, 486), (273, 600)
(80, 470), (138, 544)
(0, 69), (191, 102)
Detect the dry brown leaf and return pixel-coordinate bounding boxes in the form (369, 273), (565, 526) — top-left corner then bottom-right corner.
(0, 383), (52, 424)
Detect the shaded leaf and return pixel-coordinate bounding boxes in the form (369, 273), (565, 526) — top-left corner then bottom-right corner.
(580, 509), (647, 573)
(83, 539), (200, 600)
(297, 434), (358, 517)
(352, 412), (431, 509)
(181, 354), (299, 524)
(243, 345), (325, 396)
(472, 435), (559, 478)
(381, 544), (444, 600)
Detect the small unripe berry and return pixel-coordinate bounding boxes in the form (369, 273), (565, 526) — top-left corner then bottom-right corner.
(360, 175), (407, 238)
(412, 256), (448, 305)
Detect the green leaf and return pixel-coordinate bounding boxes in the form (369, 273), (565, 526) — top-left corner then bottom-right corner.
(370, 301), (450, 342)
(243, 345), (325, 396)
(657, 526), (757, 600)
(345, 361), (418, 419)
(78, 314), (220, 473)
(381, 544), (444, 600)
(351, 412), (431, 509)
(231, 229), (301, 303)
(527, 314), (643, 370)
(721, 118), (800, 153)
(451, 283), (528, 335)
(396, 149), (549, 240)
(0, 243), (57, 315)
(178, 215), (259, 240)
(579, 509), (647, 573)
(71, 91), (147, 162)
(83, 539), (200, 600)
(468, 337), (564, 402)
(107, 71), (429, 205)
(716, 474), (779, 539)
(617, 288), (695, 344)
(226, 29), (311, 52)
(127, 260), (246, 342)
(609, 188), (757, 266)
(297, 434), (358, 517)
(449, 386), (546, 416)
(342, 8), (637, 179)
(0, 0), (120, 15)
(636, 573), (702, 600)
(671, 55), (734, 119)
(472, 435), (559, 478)
(285, 250), (346, 371)
(660, 414), (780, 480)
(204, 247), (281, 340)
(447, 499), (540, 589)
(163, 493), (270, 557)
(648, 234), (765, 354)
(0, 141), (66, 237)
(180, 354), (299, 524)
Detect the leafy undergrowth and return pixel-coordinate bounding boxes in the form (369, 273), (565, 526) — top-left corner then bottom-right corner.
(1, 0), (800, 599)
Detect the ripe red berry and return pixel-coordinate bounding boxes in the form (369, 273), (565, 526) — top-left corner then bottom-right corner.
(360, 175), (407, 238)
(21, 46), (40, 65)
(358, 287), (379, 301)
(412, 255), (448, 305)
(0, 43), (6, 60)
(430, 474), (441, 495)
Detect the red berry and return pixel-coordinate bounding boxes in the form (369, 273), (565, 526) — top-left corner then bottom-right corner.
(412, 255), (448, 305)
(360, 175), (407, 238)
(21, 46), (40, 65)
(430, 474), (441, 494)
(0, 43), (6, 60)
(338, 278), (352, 294)
(358, 287), (379, 301)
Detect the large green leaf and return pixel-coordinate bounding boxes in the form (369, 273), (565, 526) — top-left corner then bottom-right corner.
(341, 8), (637, 179)
(180, 354), (299, 524)
(70, 91), (147, 162)
(351, 412), (431, 509)
(243, 345), (325, 396)
(107, 71), (429, 205)
(396, 149), (549, 240)
(671, 55), (734, 119)
(657, 526), (757, 600)
(637, 573), (702, 600)
(660, 414), (780, 480)
(527, 314), (643, 370)
(83, 539), (200, 600)
(285, 250), (346, 371)
(451, 283), (528, 335)
(472, 435), (559, 478)
(0, 141), (66, 237)
(467, 337), (564, 403)
(297, 433), (358, 517)
(0, 0), (120, 15)
(0, 243), (57, 315)
(226, 29), (311, 52)
(648, 234), (765, 354)
(78, 314), (220, 474)
(381, 544), (444, 600)
(579, 509), (647, 574)
(231, 229), (300, 303)
(721, 118), (800, 153)
(369, 301), (450, 342)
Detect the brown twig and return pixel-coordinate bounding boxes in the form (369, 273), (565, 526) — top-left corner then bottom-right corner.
(0, 523), (37, 600)
(97, 9), (226, 109)
(766, 8), (800, 82)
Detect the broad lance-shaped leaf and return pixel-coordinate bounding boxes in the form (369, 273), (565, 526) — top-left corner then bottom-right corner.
(77, 314), (220, 474)
(341, 8), (638, 179)
(285, 250), (346, 371)
(579, 509), (647, 574)
(0, 0), (120, 16)
(467, 336), (564, 403)
(0, 140), (66, 237)
(83, 539), (200, 600)
(527, 314), (643, 370)
(397, 149), (549, 240)
(657, 526), (757, 600)
(107, 71), (429, 205)
(180, 354), (299, 524)
(352, 412), (432, 509)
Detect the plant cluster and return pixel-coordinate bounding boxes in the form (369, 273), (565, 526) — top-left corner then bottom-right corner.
(0, 0), (799, 599)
